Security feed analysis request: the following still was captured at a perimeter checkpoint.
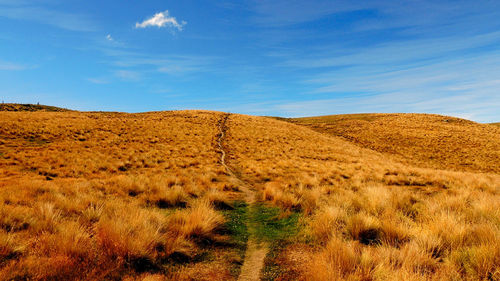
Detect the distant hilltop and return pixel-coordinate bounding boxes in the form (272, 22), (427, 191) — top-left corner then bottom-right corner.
(0, 103), (70, 112)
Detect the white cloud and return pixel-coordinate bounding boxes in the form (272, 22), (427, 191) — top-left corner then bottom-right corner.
(106, 34), (113, 41)
(135, 10), (186, 31)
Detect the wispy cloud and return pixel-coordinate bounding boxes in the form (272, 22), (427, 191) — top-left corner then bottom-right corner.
(135, 10), (186, 31)
(236, 1), (500, 122)
(96, 46), (217, 75)
(0, 2), (97, 32)
(283, 31), (500, 70)
(0, 61), (32, 70)
(106, 34), (113, 41)
(249, 0), (500, 32)
(249, 0), (359, 26)
(265, 49), (500, 122)
(273, 90), (500, 123)
(86, 77), (109, 84)
(75, 38), (218, 85)
(114, 70), (141, 81)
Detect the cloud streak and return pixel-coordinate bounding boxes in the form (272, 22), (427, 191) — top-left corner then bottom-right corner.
(86, 77), (109, 84)
(231, 1), (500, 122)
(94, 45), (217, 75)
(266, 49), (500, 122)
(273, 90), (500, 123)
(135, 10), (186, 31)
(0, 2), (97, 32)
(115, 70), (141, 81)
(249, 0), (500, 31)
(0, 61), (32, 70)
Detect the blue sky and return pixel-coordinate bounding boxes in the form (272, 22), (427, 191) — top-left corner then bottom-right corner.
(1, 0), (499, 122)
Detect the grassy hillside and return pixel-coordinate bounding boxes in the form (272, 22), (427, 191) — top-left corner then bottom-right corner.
(0, 103), (70, 112)
(0, 110), (498, 280)
(0, 111), (240, 280)
(226, 114), (499, 280)
(287, 113), (500, 174)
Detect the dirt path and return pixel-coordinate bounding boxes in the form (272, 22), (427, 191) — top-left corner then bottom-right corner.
(217, 113), (269, 281)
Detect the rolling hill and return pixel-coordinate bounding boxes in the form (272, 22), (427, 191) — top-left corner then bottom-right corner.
(0, 109), (498, 281)
(286, 113), (500, 174)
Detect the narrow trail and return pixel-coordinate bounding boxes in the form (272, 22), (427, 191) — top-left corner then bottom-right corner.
(216, 113), (269, 281)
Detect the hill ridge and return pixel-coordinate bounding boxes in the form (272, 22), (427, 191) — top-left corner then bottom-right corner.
(0, 103), (70, 112)
(286, 113), (500, 173)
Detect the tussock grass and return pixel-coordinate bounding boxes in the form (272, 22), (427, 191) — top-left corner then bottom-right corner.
(226, 114), (500, 281)
(168, 199), (227, 244)
(288, 113), (500, 173)
(0, 110), (238, 280)
(0, 110), (498, 280)
(0, 231), (24, 263)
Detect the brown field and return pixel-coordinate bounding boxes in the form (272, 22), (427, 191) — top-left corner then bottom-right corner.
(286, 113), (500, 173)
(0, 108), (499, 280)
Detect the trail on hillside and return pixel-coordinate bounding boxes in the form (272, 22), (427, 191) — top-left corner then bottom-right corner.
(217, 113), (269, 281)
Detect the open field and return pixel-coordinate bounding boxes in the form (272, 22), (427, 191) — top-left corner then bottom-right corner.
(0, 108), (499, 280)
(286, 113), (500, 174)
(0, 110), (242, 280)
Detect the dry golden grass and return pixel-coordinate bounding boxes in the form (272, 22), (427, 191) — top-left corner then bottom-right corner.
(225, 114), (499, 281)
(0, 110), (239, 280)
(0, 109), (499, 280)
(287, 113), (500, 173)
